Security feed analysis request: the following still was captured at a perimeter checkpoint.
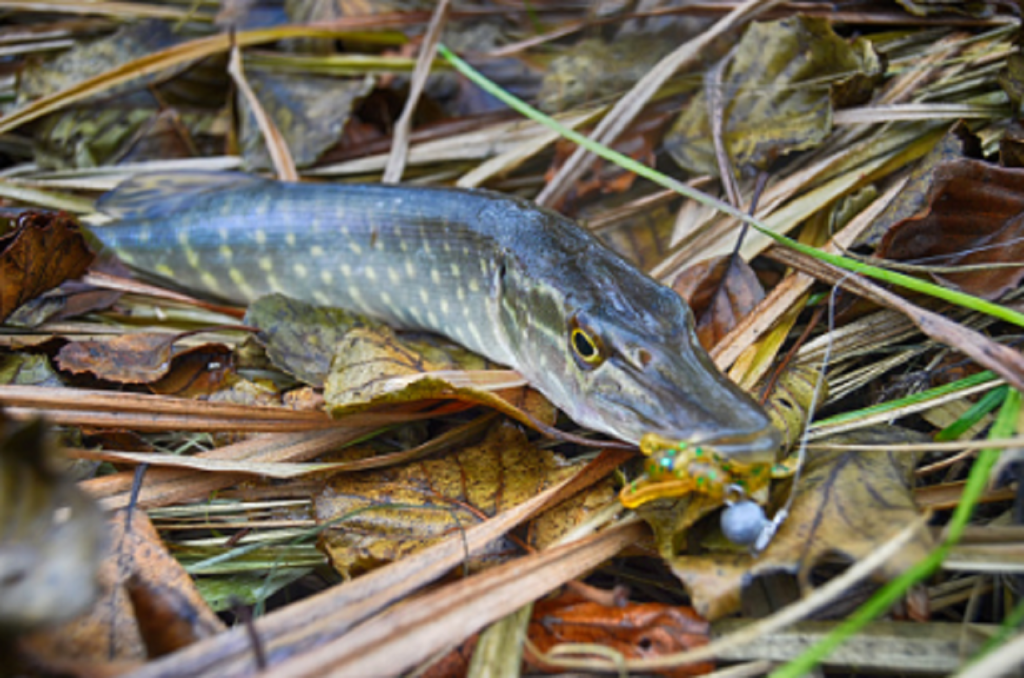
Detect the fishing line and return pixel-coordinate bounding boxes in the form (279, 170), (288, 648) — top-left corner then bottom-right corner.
(728, 274), (841, 554)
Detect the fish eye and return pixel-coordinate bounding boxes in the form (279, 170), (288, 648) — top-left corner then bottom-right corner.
(570, 326), (604, 368)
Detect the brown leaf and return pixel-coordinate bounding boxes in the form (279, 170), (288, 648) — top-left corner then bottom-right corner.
(876, 156), (1024, 299)
(673, 255), (765, 351)
(56, 333), (233, 386)
(17, 508), (223, 665)
(148, 343), (236, 397)
(0, 212), (94, 324)
(527, 591), (712, 677)
(544, 103), (675, 210)
(314, 422), (596, 577)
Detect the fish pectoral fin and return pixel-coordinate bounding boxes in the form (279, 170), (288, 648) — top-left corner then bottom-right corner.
(95, 170), (270, 220)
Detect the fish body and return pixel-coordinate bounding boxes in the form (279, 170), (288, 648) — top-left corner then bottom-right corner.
(94, 172), (779, 459)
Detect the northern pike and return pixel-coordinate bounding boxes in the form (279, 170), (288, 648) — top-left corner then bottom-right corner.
(93, 171), (780, 460)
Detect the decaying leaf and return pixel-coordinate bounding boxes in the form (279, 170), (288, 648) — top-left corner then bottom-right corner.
(545, 104), (675, 209)
(665, 16), (883, 176)
(17, 21), (185, 104)
(854, 125), (978, 248)
(527, 591), (713, 677)
(315, 421), (601, 577)
(669, 426), (934, 619)
(875, 156), (1024, 300)
(5, 284), (121, 328)
(0, 415), (105, 633)
(324, 323), (553, 429)
(238, 68), (374, 170)
(56, 333), (235, 388)
(673, 255), (765, 351)
(18, 21), (223, 169)
(0, 354), (63, 389)
(149, 344), (238, 398)
(537, 34), (677, 113)
(0, 212), (94, 325)
(17, 507), (223, 667)
(245, 293), (376, 387)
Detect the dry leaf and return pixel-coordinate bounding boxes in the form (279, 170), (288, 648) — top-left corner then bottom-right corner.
(245, 293), (376, 387)
(17, 507), (223, 667)
(673, 255), (766, 351)
(315, 421), (594, 577)
(527, 591), (712, 677)
(666, 15), (883, 176)
(0, 354), (63, 389)
(537, 35), (677, 113)
(876, 156), (1024, 299)
(324, 324), (555, 430)
(669, 426), (934, 619)
(0, 212), (94, 324)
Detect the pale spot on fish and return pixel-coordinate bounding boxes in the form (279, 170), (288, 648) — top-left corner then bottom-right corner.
(259, 257), (273, 272)
(118, 252), (135, 263)
(313, 291), (330, 305)
(340, 263), (352, 277)
(419, 289), (429, 304)
(456, 287), (466, 302)
(229, 268), (253, 296)
(468, 323), (485, 348)
(399, 240), (409, 253)
(137, 227), (150, 243)
(294, 263), (308, 278)
(176, 230), (189, 246)
(405, 260), (416, 278)
(430, 268), (441, 285)
(286, 232), (296, 247)
(381, 291), (393, 305)
(200, 271), (221, 291)
(450, 263), (460, 277)
(366, 268), (378, 282)
(349, 242), (362, 255)
(427, 310), (439, 327)
(423, 240), (432, 255)
(218, 227), (229, 241)
(185, 247), (200, 268)
(320, 270), (333, 285)
(219, 244), (233, 260)
(155, 263), (173, 277)
(310, 245), (325, 257)
(254, 229), (267, 245)
(468, 279), (481, 293)
(387, 267), (401, 285)
(443, 241), (451, 253)
(349, 286), (367, 310)
(440, 299), (450, 315)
